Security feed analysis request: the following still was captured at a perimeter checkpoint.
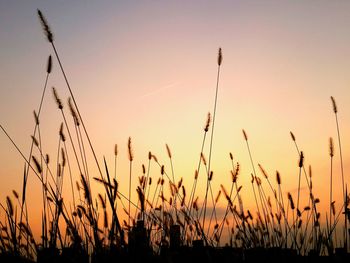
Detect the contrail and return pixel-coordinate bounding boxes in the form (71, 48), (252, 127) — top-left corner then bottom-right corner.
(136, 82), (179, 101)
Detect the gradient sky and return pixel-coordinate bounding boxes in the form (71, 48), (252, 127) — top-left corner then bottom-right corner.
(1, 0), (350, 237)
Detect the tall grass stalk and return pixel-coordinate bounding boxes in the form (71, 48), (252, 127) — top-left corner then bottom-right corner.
(37, 11), (105, 203)
(187, 113), (210, 226)
(202, 48), (222, 232)
(19, 55), (52, 246)
(114, 144), (118, 181)
(330, 96), (347, 249)
(127, 137), (133, 228)
(329, 137), (334, 247)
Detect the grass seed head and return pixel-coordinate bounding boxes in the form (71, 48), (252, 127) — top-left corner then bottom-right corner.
(47, 55), (52, 74)
(258, 164), (268, 179)
(81, 174), (91, 204)
(152, 154), (158, 163)
(276, 171), (281, 185)
(329, 137), (334, 157)
(251, 174), (254, 184)
(61, 148), (66, 167)
(182, 185), (186, 197)
(204, 112), (211, 132)
(177, 177), (183, 189)
(331, 201), (336, 216)
(208, 171), (213, 181)
(215, 190), (221, 203)
(52, 87), (63, 109)
(229, 152), (233, 160)
(290, 131), (296, 141)
(330, 96), (337, 113)
(31, 135), (39, 147)
(6, 196), (14, 217)
(98, 194), (106, 209)
(68, 97), (80, 126)
(127, 137), (133, 162)
(299, 151), (304, 168)
(304, 206), (310, 211)
(114, 144), (118, 156)
(242, 129), (248, 141)
(166, 144), (172, 159)
(297, 209), (301, 217)
(231, 164), (240, 182)
(218, 47), (223, 66)
(12, 190), (19, 199)
(201, 152), (207, 166)
(59, 123), (66, 142)
(32, 156), (42, 174)
(37, 9), (53, 43)
(288, 192), (295, 210)
(33, 110), (39, 125)
(298, 219), (302, 229)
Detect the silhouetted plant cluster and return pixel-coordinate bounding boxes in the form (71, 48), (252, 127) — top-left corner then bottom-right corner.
(0, 9), (349, 263)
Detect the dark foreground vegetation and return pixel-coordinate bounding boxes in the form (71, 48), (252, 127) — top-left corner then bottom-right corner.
(0, 240), (349, 263)
(0, 9), (349, 263)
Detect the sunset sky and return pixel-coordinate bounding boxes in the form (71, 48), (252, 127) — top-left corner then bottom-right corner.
(1, 0), (350, 238)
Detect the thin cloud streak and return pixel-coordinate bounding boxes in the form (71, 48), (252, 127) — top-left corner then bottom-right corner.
(136, 82), (180, 101)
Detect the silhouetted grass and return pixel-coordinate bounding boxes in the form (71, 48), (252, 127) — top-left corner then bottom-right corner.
(0, 9), (349, 263)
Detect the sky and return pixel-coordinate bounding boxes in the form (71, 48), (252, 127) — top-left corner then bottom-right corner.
(0, 0), (350, 239)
